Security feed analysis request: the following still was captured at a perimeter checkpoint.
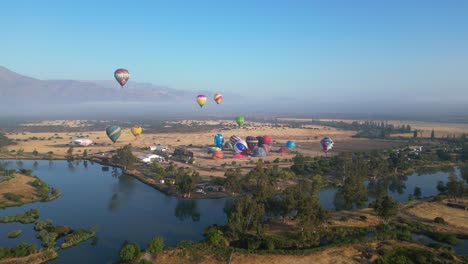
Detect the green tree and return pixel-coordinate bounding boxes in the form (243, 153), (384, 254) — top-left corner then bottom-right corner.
(204, 226), (226, 247)
(83, 149), (88, 158)
(147, 236), (164, 255)
(373, 195), (398, 224)
(224, 168), (242, 194)
(226, 195), (265, 237)
(119, 243), (141, 262)
(66, 147), (74, 160)
(112, 145), (137, 170)
(431, 129), (435, 140)
(461, 142), (468, 162)
(413, 187), (422, 199)
(32, 149), (39, 156)
(413, 130), (418, 138)
(17, 148), (24, 156)
(446, 173), (465, 202)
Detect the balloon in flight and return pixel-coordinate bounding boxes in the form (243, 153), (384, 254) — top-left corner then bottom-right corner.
(131, 125), (143, 138)
(114, 69), (130, 87)
(320, 137), (334, 153)
(106, 126), (122, 143)
(196, 95), (207, 108)
(235, 116), (245, 127)
(213, 93), (223, 104)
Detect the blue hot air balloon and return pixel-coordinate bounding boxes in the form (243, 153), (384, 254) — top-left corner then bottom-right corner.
(285, 140), (296, 149)
(106, 126), (122, 143)
(214, 133), (224, 148)
(320, 137), (334, 153)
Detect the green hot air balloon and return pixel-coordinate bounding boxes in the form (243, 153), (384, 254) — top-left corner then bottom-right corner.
(106, 126), (122, 143)
(235, 116), (245, 127)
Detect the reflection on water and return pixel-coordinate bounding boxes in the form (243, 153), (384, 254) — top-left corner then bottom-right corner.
(322, 167), (462, 211)
(175, 200), (201, 222)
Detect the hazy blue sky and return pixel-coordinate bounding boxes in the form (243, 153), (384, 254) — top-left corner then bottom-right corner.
(2, 0), (468, 104)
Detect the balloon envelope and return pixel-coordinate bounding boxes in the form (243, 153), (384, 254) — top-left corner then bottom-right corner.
(246, 136), (259, 151)
(234, 140), (248, 153)
(114, 69), (130, 87)
(131, 126), (142, 138)
(262, 135), (272, 145)
(223, 141), (234, 150)
(235, 116), (245, 127)
(106, 126), (122, 143)
(278, 147), (288, 154)
(212, 149), (224, 160)
(252, 146), (266, 157)
(214, 93), (223, 104)
(214, 133), (224, 147)
(196, 95), (207, 107)
(232, 153), (245, 159)
(230, 135), (241, 144)
(286, 140), (296, 149)
(320, 137), (334, 153)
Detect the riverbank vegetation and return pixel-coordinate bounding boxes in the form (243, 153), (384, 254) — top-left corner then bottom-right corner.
(7, 230), (22, 239)
(0, 208), (39, 224)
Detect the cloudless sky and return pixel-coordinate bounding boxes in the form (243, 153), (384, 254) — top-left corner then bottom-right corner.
(2, 0), (468, 104)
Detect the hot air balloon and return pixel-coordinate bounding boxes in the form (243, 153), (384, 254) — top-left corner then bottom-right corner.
(256, 136), (264, 146)
(278, 147), (288, 154)
(262, 135), (272, 145)
(252, 146), (266, 157)
(234, 140), (248, 154)
(286, 140), (296, 149)
(230, 135), (241, 144)
(106, 126), (122, 143)
(131, 125), (143, 138)
(223, 141), (234, 150)
(214, 133), (224, 148)
(320, 137), (334, 153)
(212, 149), (224, 160)
(235, 116), (245, 127)
(196, 95), (207, 108)
(246, 136), (258, 151)
(214, 93), (223, 104)
(114, 69), (130, 87)
(232, 153), (245, 159)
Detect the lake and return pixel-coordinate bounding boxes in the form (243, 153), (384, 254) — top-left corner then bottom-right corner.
(0, 160), (229, 264)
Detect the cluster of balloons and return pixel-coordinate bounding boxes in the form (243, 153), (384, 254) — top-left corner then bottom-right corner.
(211, 133), (274, 159)
(196, 94), (223, 108)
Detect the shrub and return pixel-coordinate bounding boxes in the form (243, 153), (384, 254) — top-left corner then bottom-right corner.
(147, 236), (164, 255)
(434, 217), (446, 225)
(120, 243), (141, 262)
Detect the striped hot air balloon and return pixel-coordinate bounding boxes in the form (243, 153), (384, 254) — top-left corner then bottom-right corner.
(196, 95), (207, 107)
(214, 93), (223, 104)
(230, 135), (242, 144)
(106, 126), (122, 143)
(246, 136), (258, 151)
(223, 141), (234, 150)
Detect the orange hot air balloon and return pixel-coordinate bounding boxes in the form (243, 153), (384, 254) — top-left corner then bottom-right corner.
(213, 93), (223, 104)
(131, 125), (143, 138)
(114, 68), (130, 87)
(196, 94), (207, 107)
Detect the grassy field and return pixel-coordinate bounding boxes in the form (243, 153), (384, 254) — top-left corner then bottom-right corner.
(0, 173), (43, 207)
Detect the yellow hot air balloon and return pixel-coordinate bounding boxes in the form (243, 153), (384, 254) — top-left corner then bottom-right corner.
(131, 125), (143, 138)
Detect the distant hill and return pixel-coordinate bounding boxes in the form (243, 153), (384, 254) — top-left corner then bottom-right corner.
(0, 66), (192, 104)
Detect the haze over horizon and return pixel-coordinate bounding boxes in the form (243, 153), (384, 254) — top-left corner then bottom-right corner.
(1, 1), (468, 120)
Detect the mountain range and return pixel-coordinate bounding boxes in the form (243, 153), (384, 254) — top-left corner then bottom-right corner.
(0, 66), (193, 104)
